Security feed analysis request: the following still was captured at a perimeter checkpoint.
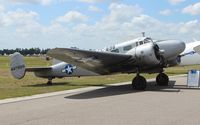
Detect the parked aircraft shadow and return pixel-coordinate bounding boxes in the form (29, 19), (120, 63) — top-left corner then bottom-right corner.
(23, 82), (71, 87)
(66, 80), (181, 99)
(23, 82), (107, 87)
(172, 85), (200, 90)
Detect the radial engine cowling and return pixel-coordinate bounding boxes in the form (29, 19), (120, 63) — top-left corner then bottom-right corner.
(133, 42), (161, 66)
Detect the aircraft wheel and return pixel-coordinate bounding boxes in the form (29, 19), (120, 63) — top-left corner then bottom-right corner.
(156, 73), (169, 86)
(47, 79), (53, 85)
(132, 75), (147, 90)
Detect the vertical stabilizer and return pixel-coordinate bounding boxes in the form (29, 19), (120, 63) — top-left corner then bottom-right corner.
(10, 52), (26, 79)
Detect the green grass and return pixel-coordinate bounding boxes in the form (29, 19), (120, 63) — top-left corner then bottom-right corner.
(0, 56), (199, 99)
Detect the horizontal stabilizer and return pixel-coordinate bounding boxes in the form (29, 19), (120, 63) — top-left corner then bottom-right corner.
(10, 52), (52, 79)
(26, 67), (52, 72)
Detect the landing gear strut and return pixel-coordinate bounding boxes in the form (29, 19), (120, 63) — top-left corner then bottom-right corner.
(156, 73), (169, 86)
(132, 75), (147, 90)
(47, 78), (53, 85)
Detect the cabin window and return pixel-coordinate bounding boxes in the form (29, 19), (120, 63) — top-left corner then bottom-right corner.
(139, 41), (143, 45)
(111, 49), (119, 53)
(136, 42), (139, 46)
(123, 45), (132, 51)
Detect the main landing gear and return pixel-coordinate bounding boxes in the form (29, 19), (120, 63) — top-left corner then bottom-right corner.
(132, 75), (147, 90)
(132, 73), (169, 90)
(47, 78), (53, 85)
(156, 73), (169, 86)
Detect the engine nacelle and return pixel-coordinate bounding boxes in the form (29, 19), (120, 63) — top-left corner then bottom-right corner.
(136, 43), (161, 66)
(127, 42), (161, 66)
(167, 56), (181, 67)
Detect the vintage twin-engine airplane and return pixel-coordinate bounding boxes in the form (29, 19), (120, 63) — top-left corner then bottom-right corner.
(10, 37), (200, 90)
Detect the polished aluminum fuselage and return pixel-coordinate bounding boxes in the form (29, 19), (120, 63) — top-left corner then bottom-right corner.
(36, 37), (186, 78)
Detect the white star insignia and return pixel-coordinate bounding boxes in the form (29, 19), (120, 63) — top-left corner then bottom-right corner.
(62, 64), (77, 75)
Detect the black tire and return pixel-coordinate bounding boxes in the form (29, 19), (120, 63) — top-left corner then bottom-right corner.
(132, 75), (147, 90)
(47, 81), (52, 86)
(156, 73), (169, 86)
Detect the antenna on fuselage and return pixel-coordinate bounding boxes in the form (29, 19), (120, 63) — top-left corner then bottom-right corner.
(142, 32), (145, 37)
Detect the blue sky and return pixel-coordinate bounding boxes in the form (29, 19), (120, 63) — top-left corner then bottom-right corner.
(0, 0), (200, 49)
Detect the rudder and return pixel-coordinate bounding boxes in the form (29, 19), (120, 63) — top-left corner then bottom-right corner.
(10, 52), (26, 79)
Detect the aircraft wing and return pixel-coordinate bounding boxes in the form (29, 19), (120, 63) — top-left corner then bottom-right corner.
(26, 67), (52, 72)
(47, 48), (135, 74)
(194, 45), (200, 55)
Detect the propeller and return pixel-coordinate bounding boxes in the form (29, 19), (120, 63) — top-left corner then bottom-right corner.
(151, 42), (165, 66)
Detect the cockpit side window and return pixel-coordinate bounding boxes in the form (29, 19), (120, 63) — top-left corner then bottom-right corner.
(111, 49), (119, 53)
(144, 39), (149, 43)
(139, 41), (143, 45)
(123, 45), (132, 51)
(136, 42), (139, 47)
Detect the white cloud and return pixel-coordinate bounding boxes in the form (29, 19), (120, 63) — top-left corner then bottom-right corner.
(65, 4), (200, 48)
(159, 9), (171, 16)
(102, 3), (142, 23)
(78, 0), (121, 3)
(9, 0), (52, 6)
(0, 3), (200, 49)
(182, 2), (200, 15)
(88, 5), (102, 12)
(79, 0), (104, 3)
(168, 0), (185, 5)
(1, 9), (39, 27)
(0, 8), (44, 48)
(0, 4), (5, 12)
(179, 20), (200, 33)
(55, 11), (88, 24)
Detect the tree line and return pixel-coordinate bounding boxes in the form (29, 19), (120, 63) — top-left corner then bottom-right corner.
(0, 48), (50, 56)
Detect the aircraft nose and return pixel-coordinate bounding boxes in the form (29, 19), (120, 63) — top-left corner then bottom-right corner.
(156, 39), (186, 59)
(168, 40), (186, 55)
(176, 40), (186, 53)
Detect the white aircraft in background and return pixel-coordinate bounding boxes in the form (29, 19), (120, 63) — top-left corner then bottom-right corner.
(10, 36), (200, 90)
(180, 39), (200, 65)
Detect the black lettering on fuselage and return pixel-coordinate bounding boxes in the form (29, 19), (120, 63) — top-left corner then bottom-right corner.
(11, 65), (25, 71)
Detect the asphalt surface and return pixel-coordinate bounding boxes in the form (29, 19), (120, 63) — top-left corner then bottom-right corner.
(1, 75), (200, 125)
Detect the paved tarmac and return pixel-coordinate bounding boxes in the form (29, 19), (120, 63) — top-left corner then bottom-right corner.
(1, 75), (200, 125)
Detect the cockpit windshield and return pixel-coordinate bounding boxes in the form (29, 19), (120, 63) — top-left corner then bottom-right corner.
(111, 49), (119, 53)
(144, 38), (153, 43)
(136, 37), (153, 46)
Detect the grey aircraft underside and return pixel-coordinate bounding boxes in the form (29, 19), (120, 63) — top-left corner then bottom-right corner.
(10, 36), (195, 90)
